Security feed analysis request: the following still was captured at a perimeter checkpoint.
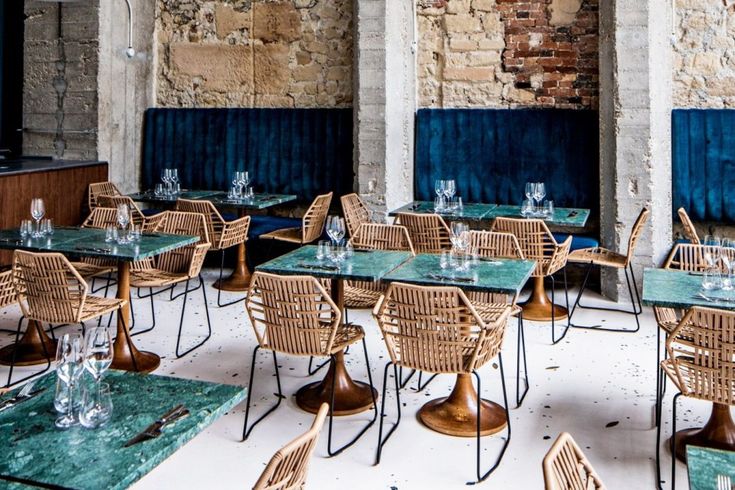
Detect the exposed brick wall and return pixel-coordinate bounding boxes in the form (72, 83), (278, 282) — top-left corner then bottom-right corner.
(156, 0), (353, 108)
(417, 0), (599, 109)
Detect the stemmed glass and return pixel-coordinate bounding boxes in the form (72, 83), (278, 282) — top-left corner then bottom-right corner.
(170, 169), (180, 195)
(30, 198), (45, 238)
(237, 171), (250, 196)
(444, 180), (456, 202)
(55, 334), (84, 429)
(533, 183), (546, 214)
(161, 169), (172, 195)
(703, 235), (722, 269)
(450, 222), (469, 251)
(80, 327), (113, 428)
(434, 180), (446, 212)
(326, 216), (346, 246)
(722, 239), (735, 291)
(117, 203), (131, 244)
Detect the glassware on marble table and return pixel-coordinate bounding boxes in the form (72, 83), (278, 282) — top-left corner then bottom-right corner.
(30, 198), (45, 238)
(55, 333), (84, 429)
(80, 327), (113, 429)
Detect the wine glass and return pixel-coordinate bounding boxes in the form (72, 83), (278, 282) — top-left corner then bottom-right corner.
(117, 203), (130, 243)
(237, 171), (250, 195)
(55, 333), (84, 429)
(160, 169), (171, 194)
(435, 180), (446, 198)
(30, 198), (45, 238)
(81, 327), (113, 428)
(722, 239), (735, 290)
(533, 183), (546, 212)
(170, 169), (180, 194)
(444, 180), (456, 201)
(326, 216), (345, 245)
(703, 235), (722, 269)
(450, 222), (469, 251)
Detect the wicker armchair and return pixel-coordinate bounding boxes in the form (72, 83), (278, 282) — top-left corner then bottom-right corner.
(129, 211), (212, 358)
(176, 199), (251, 307)
(88, 181), (121, 210)
(98, 195), (148, 228)
(243, 272), (376, 457)
(9, 251), (126, 387)
(677, 207), (700, 244)
(261, 192), (333, 245)
(395, 212), (452, 253)
(373, 282), (512, 484)
(657, 307), (735, 489)
(492, 217), (572, 344)
(252, 403), (328, 490)
(341, 193), (372, 238)
(344, 223), (414, 309)
(567, 208), (649, 333)
(543, 432), (606, 490)
(68, 208), (118, 283)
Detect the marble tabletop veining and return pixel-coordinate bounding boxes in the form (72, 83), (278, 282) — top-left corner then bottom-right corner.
(687, 446), (735, 490)
(129, 190), (297, 210)
(642, 268), (735, 311)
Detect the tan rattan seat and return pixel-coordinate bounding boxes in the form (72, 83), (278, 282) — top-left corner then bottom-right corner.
(88, 181), (121, 210)
(341, 193), (372, 238)
(492, 217), (571, 278)
(175, 199), (250, 251)
(344, 223), (415, 308)
(395, 212), (452, 253)
(543, 432), (606, 490)
(70, 208), (118, 280)
(252, 403), (328, 490)
(677, 207), (700, 244)
(0, 269), (17, 310)
(261, 192), (333, 245)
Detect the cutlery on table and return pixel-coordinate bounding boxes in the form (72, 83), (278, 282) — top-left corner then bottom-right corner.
(123, 404), (190, 447)
(567, 211), (578, 218)
(75, 246), (112, 254)
(476, 257), (502, 264)
(426, 273), (476, 284)
(716, 474), (731, 490)
(0, 380), (46, 413)
(297, 263), (339, 272)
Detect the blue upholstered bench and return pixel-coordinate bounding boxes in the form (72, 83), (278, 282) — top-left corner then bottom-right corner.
(552, 233), (599, 252)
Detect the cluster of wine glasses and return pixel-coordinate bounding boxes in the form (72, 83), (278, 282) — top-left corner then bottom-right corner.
(104, 203), (140, 245)
(521, 182), (553, 219)
(155, 168), (180, 197)
(227, 171), (254, 201)
(54, 328), (113, 430)
(434, 179), (463, 214)
(20, 198), (54, 239)
(701, 235), (735, 292)
(440, 222), (478, 272)
(317, 216), (353, 265)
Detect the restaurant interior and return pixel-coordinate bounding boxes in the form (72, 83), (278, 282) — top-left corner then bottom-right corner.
(0, 0), (732, 488)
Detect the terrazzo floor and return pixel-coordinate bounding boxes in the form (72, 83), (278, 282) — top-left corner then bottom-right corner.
(0, 269), (708, 489)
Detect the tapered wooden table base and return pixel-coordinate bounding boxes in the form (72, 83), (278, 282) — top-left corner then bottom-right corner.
(522, 276), (568, 322)
(0, 321), (57, 366)
(419, 374), (507, 437)
(213, 241), (251, 292)
(295, 279), (377, 416)
(110, 261), (160, 373)
(672, 403), (735, 462)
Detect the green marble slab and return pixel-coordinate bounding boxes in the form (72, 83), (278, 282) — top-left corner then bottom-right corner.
(642, 268), (735, 310)
(687, 446), (735, 490)
(256, 245), (413, 282)
(485, 204), (590, 227)
(0, 227), (198, 262)
(128, 190), (221, 204)
(0, 370), (246, 490)
(382, 253), (536, 294)
(389, 201), (498, 221)
(200, 192), (297, 210)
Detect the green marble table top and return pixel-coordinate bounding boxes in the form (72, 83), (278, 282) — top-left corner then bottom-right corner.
(129, 190), (297, 210)
(128, 189), (220, 203)
(382, 253), (536, 294)
(256, 245), (414, 282)
(0, 227), (197, 261)
(687, 446), (735, 490)
(388, 201), (590, 227)
(642, 268), (735, 310)
(0, 370), (246, 490)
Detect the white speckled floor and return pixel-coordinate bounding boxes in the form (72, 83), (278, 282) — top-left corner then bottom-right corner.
(0, 269), (706, 489)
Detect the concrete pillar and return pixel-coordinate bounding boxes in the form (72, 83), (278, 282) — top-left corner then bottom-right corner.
(354, 0), (416, 218)
(599, 0), (673, 299)
(97, 0), (155, 193)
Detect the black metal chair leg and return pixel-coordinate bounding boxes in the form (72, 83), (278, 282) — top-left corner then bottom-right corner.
(242, 348), (283, 441)
(5, 318), (52, 388)
(375, 362), (402, 465)
(571, 263), (642, 333)
(130, 287), (157, 337)
(550, 275), (570, 345)
(415, 371), (439, 392)
(515, 311), (529, 408)
(217, 249), (247, 308)
(307, 356), (330, 376)
(398, 367), (417, 389)
(327, 338), (378, 457)
(670, 393), (682, 490)
(175, 275), (212, 358)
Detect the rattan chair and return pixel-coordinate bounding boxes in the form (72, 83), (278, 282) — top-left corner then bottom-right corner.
(567, 208), (650, 333)
(176, 199), (251, 307)
(88, 181), (121, 210)
(9, 251), (127, 387)
(261, 192), (333, 245)
(252, 403), (329, 490)
(395, 212), (452, 253)
(243, 272), (377, 457)
(657, 307), (735, 490)
(373, 282), (512, 484)
(492, 217), (572, 344)
(677, 207), (700, 244)
(341, 193), (372, 238)
(68, 208), (118, 284)
(98, 195), (148, 228)
(543, 432), (606, 490)
(129, 211), (212, 358)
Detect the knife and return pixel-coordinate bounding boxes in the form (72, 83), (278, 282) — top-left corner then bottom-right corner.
(123, 405), (190, 447)
(0, 388), (46, 413)
(75, 247), (112, 254)
(297, 263), (339, 272)
(427, 273), (476, 284)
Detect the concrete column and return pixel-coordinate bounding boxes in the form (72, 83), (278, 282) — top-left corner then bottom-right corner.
(97, 0), (155, 193)
(599, 0), (673, 299)
(354, 0), (416, 218)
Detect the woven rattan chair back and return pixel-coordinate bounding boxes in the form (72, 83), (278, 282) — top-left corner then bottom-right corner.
(176, 199), (225, 250)
(88, 182), (121, 210)
(623, 208), (650, 267)
(246, 272), (341, 356)
(374, 282), (508, 374)
(98, 195), (146, 227)
(467, 231), (524, 306)
(395, 212), (452, 253)
(665, 307), (735, 405)
(147, 211), (209, 274)
(492, 217), (563, 276)
(12, 250), (87, 324)
(350, 223), (415, 254)
(543, 432), (606, 490)
(252, 403), (329, 490)
(302, 192), (333, 244)
(341, 193), (372, 238)
(663, 243), (735, 273)
(0, 270), (17, 310)
(678, 207), (700, 245)
(81, 207), (119, 229)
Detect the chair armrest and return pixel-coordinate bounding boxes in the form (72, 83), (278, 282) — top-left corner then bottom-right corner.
(218, 216), (251, 250)
(188, 243), (212, 278)
(372, 294), (386, 318)
(546, 236), (572, 275)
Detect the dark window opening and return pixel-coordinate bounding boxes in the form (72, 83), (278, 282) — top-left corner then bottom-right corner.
(0, 1), (24, 159)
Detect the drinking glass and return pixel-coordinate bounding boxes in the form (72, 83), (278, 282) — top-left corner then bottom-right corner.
(117, 204), (130, 243)
(456, 197), (463, 212)
(231, 173), (241, 198)
(170, 169), (180, 194)
(154, 183), (165, 197)
(703, 235), (722, 268)
(345, 241), (354, 259)
(41, 219), (54, 236)
(326, 216), (345, 245)
(237, 171), (250, 194)
(129, 225), (141, 242)
(543, 200), (554, 219)
(30, 198), (45, 237)
(525, 182), (534, 202)
(81, 327), (113, 429)
(435, 180), (446, 199)
(444, 180), (456, 201)
(80, 383), (113, 429)
(328, 244), (346, 265)
(19, 220), (32, 238)
(55, 333), (84, 429)
(702, 269), (722, 291)
(533, 183), (546, 212)
(439, 250), (451, 270)
(450, 222), (469, 250)
(161, 169), (171, 194)
(521, 199), (533, 218)
(722, 239), (735, 290)
(316, 240), (330, 261)
(105, 225), (118, 243)
(434, 196), (446, 213)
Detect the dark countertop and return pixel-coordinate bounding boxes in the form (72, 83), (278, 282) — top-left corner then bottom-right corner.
(0, 158), (107, 176)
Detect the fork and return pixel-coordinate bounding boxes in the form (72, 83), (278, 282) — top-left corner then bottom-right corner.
(0, 379), (38, 408)
(717, 474), (731, 490)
